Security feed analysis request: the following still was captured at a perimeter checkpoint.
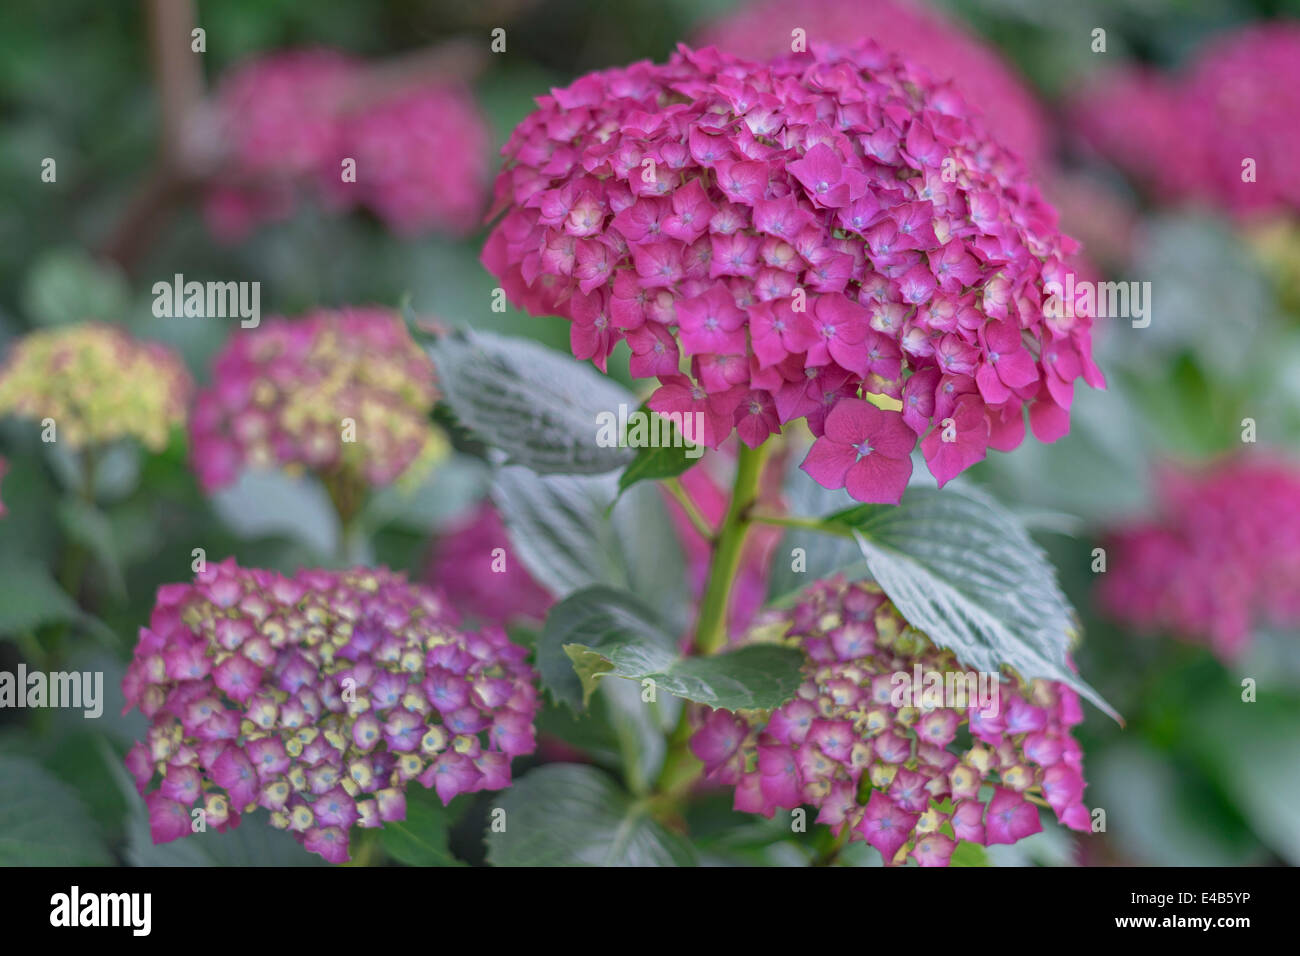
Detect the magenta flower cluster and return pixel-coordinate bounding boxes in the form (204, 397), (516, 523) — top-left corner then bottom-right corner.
(205, 49), (490, 240)
(188, 307), (442, 493)
(1071, 23), (1300, 219)
(122, 559), (539, 863)
(697, 0), (1048, 166)
(691, 577), (1090, 865)
(1099, 457), (1300, 660)
(483, 42), (1100, 503)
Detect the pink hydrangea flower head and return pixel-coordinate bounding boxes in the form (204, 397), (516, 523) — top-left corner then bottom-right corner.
(1100, 456), (1300, 660)
(205, 49), (491, 240)
(690, 576), (1091, 865)
(484, 42), (1098, 502)
(0, 324), (191, 451)
(122, 559), (539, 863)
(697, 0), (1048, 166)
(1071, 23), (1300, 219)
(189, 307), (446, 494)
(426, 501), (554, 627)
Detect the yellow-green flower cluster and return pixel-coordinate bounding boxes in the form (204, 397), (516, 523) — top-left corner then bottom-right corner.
(0, 323), (192, 451)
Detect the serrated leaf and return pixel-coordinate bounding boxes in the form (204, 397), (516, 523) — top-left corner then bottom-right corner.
(485, 764), (696, 866)
(428, 330), (636, 475)
(0, 754), (112, 865)
(491, 465), (689, 632)
(541, 586), (805, 712)
(838, 484), (1118, 721)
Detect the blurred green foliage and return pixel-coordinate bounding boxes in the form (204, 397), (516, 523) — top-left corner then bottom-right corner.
(1, 0), (1299, 867)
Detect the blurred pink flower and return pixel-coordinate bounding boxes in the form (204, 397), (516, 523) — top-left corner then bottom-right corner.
(189, 307), (443, 494)
(205, 49), (491, 239)
(1100, 456), (1300, 659)
(425, 501), (553, 627)
(1070, 23), (1300, 220)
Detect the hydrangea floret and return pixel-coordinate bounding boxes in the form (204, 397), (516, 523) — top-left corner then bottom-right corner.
(122, 559), (539, 863)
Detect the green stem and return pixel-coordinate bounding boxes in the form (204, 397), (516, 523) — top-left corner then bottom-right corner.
(811, 826), (851, 866)
(663, 477), (715, 542)
(49, 446), (99, 665)
(693, 443), (768, 656)
(652, 443), (770, 806)
(323, 468), (368, 565)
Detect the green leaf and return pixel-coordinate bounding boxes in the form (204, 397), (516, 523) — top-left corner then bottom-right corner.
(485, 764), (696, 866)
(949, 841), (992, 866)
(615, 404), (702, 495)
(362, 453), (489, 534)
(125, 810), (322, 866)
(57, 498), (126, 602)
(0, 557), (113, 645)
(22, 247), (130, 327)
(380, 799), (462, 867)
(0, 558), (81, 636)
(599, 676), (678, 796)
(0, 754), (112, 865)
(766, 461), (867, 603)
(428, 329), (636, 475)
(541, 586), (805, 712)
(1192, 695), (1300, 865)
(491, 465), (689, 631)
(838, 484), (1118, 721)
(209, 467), (340, 557)
(1090, 741), (1262, 867)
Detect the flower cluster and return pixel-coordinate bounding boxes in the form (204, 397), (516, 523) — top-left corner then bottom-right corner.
(1099, 457), (1300, 660)
(1070, 23), (1300, 219)
(483, 43), (1099, 503)
(0, 324), (191, 451)
(691, 577), (1090, 865)
(122, 559), (539, 863)
(189, 307), (446, 494)
(426, 501), (554, 627)
(205, 49), (490, 240)
(697, 0), (1048, 166)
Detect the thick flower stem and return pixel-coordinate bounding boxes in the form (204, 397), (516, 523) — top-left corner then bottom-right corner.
(693, 443), (769, 656)
(652, 443), (769, 806)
